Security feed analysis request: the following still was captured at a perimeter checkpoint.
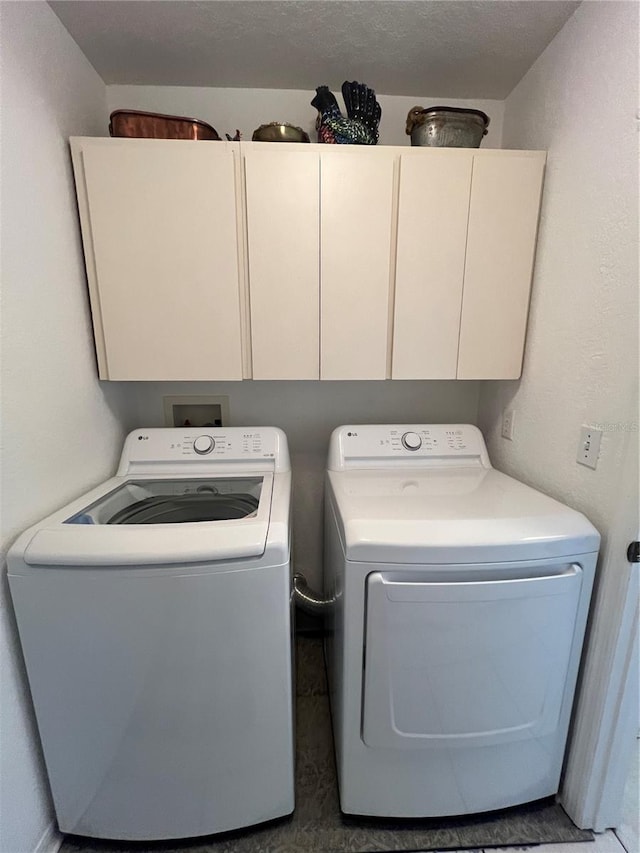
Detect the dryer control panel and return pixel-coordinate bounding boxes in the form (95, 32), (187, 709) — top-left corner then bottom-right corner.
(117, 427), (291, 474)
(327, 425), (491, 470)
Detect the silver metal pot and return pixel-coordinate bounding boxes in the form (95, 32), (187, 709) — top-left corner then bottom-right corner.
(408, 107), (490, 148)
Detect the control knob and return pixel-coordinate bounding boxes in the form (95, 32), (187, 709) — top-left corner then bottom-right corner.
(193, 435), (215, 455)
(401, 431), (422, 451)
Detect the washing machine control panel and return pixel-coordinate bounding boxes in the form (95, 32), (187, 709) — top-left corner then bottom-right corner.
(118, 428), (290, 473)
(328, 425), (491, 470)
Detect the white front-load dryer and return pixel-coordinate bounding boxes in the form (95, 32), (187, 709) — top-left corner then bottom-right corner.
(8, 427), (294, 840)
(323, 424), (600, 818)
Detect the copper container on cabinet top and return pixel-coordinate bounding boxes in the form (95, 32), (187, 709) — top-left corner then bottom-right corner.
(109, 109), (221, 140)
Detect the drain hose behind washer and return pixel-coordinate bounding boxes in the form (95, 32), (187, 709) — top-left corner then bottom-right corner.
(292, 574), (334, 616)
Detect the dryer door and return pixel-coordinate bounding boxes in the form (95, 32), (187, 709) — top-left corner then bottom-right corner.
(362, 566), (583, 749)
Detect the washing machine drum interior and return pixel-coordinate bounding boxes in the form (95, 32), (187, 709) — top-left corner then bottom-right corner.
(65, 477), (263, 526)
(107, 493), (259, 524)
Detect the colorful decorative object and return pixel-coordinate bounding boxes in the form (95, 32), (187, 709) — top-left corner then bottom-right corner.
(311, 81), (381, 145)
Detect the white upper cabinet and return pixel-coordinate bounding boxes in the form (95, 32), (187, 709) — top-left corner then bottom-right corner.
(243, 144), (396, 381)
(71, 138), (244, 381)
(71, 139), (545, 382)
(243, 145), (320, 380)
(457, 151), (546, 379)
(393, 149), (545, 380)
(393, 150), (473, 379)
(320, 148), (396, 380)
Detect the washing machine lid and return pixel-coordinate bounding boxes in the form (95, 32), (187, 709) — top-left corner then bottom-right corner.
(23, 474), (274, 567)
(327, 468), (600, 563)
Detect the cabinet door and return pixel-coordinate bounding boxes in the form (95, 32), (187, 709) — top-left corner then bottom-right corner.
(320, 150), (396, 380)
(457, 152), (546, 379)
(392, 151), (473, 379)
(244, 146), (320, 379)
(75, 140), (243, 381)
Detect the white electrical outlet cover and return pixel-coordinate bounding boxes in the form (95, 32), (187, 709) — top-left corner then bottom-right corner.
(502, 409), (515, 441)
(577, 426), (602, 470)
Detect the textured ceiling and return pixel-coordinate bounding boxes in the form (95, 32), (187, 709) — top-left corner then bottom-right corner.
(49, 0), (581, 99)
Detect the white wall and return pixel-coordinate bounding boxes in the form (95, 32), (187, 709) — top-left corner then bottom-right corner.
(477, 0), (638, 822)
(129, 380), (480, 587)
(0, 4), (134, 851)
(106, 84), (504, 147)
(478, 0), (638, 561)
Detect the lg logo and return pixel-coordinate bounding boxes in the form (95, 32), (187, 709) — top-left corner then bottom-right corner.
(137, 435), (149, 441)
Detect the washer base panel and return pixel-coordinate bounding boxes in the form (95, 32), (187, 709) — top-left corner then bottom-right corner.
(10, 560), (294, 840)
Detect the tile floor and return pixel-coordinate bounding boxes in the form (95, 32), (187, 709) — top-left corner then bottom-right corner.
(426, 737), (639, 853)
(614, 736), (639, 853)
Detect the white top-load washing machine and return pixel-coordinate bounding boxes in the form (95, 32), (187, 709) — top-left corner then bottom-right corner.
(8, 427), (294, 841)
(323, 424), (600, 818)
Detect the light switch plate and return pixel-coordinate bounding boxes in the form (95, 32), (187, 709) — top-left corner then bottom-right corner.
(577, 426), (602, 469)
(502, 409), (515, 441)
